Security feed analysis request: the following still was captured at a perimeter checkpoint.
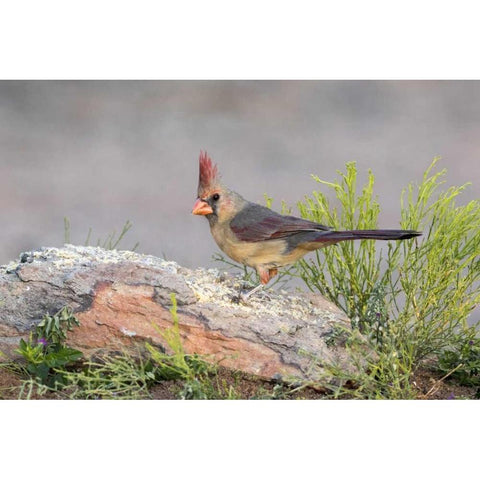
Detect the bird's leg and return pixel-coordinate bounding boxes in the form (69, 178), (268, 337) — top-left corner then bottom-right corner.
(238, 283), (264, 302)
(233, 267), (277, 303)
(268, 268), (278, 280)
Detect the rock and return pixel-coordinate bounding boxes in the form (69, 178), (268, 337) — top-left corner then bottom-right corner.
(0, 245), (355, 382)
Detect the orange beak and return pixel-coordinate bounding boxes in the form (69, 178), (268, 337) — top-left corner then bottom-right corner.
(192, 198), (213, 215)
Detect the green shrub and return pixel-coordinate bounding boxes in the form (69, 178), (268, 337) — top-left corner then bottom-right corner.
(296, 158), (480, 365)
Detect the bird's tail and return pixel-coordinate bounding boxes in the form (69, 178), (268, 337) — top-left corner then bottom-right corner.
(319, 229), (421, 242)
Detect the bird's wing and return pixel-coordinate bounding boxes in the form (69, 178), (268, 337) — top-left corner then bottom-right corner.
(230, 203), (331, 242)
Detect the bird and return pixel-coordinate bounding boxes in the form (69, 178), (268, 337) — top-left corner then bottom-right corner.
(192, 151), (421, 300)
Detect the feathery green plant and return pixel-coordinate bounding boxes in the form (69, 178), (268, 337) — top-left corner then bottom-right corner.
(293, 158), (480, 397)
(60, 352), (157, 400)
(297, 159), (480, 357)
(297, 162), (384, 319)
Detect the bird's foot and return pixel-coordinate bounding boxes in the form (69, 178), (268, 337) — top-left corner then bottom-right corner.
(231, 284), (264, 304)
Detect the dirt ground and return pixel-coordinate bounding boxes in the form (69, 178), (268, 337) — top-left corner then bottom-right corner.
(0, 364), (477, 400)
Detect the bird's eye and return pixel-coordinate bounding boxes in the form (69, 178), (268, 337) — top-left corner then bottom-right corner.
(212, 193), (220, 201)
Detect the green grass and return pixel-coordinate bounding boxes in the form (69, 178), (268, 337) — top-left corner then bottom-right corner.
(58, 351), (158, 399)
(64, 217), (139, 251)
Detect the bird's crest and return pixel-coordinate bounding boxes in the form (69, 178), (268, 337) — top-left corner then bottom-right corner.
(198, 151), (220, 197)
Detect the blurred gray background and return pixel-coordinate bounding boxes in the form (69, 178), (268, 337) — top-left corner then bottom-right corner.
(1, 81), (479, 273)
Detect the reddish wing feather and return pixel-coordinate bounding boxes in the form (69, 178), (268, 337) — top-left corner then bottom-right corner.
(230, 204), (330, 242)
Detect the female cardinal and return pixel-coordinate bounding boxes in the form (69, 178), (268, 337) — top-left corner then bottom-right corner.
(192, 151), (421, 299)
